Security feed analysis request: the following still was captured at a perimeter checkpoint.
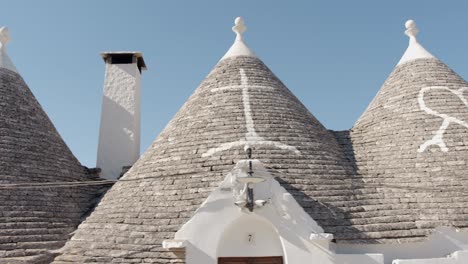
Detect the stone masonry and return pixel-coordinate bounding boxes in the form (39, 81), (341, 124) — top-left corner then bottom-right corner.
(347, 58), (468, 244)
(0, 68), (107, 263)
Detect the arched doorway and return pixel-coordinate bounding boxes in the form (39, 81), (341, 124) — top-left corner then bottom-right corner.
(217, 215), (284, 264)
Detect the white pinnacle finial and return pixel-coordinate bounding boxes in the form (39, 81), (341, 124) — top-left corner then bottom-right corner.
(404, 20), (419, 43)
(233, 17), (246, 41)
(220, 16), (256, 61)
(0, 26), (17, 73)
(397, 19), (435, 66)
(0, 27), (10, 48)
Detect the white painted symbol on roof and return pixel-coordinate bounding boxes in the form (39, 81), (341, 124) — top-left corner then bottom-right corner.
(418, 86), (468, 152)
(202, 68), (301, 157)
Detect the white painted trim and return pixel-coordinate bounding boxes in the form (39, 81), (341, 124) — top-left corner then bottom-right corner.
(337, 227), (468, 264)
(310, 233), (334, 241)
(393, 251), (468, 264)
(162, 239), (187, 251)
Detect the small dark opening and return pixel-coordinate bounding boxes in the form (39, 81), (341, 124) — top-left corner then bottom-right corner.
(105, 53), (145, 73)
(110, 54), (134, 64)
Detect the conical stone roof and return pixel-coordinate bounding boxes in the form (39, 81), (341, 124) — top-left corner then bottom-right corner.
(349, 21), (468, 243)
(0, 28), (103, 263)
(53, 18), (359, 263)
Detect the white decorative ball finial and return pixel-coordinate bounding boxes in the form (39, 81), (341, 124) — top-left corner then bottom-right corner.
(0, 26), (17, 72)
(0, 27), (10, 48)
(404, 20), (419, 41)
(220, 16), (256, 61)
(397, 19), (435, 65)
(232, 17), (246, 41)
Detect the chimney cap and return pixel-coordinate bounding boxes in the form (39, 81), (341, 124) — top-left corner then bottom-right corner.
(100, 51), (147, 72)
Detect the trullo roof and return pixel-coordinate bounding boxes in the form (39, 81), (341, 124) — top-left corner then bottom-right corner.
(53, 17), (358, 263)
(0, 27), (104, 263)
(349, 20), (468, 243)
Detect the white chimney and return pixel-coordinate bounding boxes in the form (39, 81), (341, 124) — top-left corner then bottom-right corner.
(97, 52), (146, 180)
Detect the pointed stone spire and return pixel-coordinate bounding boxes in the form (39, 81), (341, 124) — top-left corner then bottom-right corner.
(397, 20), (435, 66)
(0, 27), (18, 73)
(220, 17), (256, 61)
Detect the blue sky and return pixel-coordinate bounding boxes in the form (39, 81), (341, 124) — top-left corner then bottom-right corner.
(2, 1), (468, 167)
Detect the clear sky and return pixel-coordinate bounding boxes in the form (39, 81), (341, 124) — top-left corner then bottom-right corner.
(2, 1), (468, 167)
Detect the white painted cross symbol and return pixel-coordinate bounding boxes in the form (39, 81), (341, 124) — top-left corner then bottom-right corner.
(202, 68), (301, 157)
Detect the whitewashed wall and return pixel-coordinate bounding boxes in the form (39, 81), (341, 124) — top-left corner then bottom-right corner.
(97, 62), (141, 180)
(394, 251), (468, 264)
(217, 215), (284, 257)
(336, 227), (468, 264)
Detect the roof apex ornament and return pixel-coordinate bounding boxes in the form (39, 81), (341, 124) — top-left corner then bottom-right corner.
(404, 20), (419, 43)
(0, 26), (18, 73)
(397, 19), (435, 66)
(0, 27), (10, 49)
(233, 17), (247, 41)
(220, 17), (256, 61)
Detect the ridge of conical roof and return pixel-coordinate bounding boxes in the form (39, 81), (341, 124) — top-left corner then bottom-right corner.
(0, 27), (102, 262)
(350, 20), (468, 243)
(55, 18), (359, 263)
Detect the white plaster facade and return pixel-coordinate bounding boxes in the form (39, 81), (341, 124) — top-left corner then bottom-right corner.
(336, 227), (468, 264)
(394, 251), (468, 264)
(97, 53), (144, 180)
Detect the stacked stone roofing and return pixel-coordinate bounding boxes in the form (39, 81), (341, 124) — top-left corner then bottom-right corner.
(345, 57), (468, 243)
(52, 19), (468, 263)
(0, 18), (463, 264)
(0, 65), (106, 261)
(53, 54), (362, 263)
(336, 21), (468, 243)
